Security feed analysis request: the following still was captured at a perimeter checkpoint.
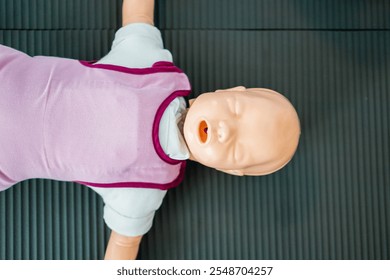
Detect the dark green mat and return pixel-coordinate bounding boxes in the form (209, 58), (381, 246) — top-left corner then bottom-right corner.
(0, 0), (389, 259)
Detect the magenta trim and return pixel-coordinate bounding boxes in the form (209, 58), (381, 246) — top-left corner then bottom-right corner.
(152, 90), (191, 165)
(76, 161), (187, 190)
(79, 60), (184, 74)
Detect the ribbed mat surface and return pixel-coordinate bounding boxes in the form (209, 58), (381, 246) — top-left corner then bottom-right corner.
(0, 0), (389, 259)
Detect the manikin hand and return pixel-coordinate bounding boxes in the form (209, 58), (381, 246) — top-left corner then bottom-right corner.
(104, 232), (143, 260)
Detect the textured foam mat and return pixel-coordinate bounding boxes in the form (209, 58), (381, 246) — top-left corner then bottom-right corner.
(0, 0), (389, 259)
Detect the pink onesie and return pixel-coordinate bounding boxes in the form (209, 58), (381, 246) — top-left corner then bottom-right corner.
(0, 44), (191, 191)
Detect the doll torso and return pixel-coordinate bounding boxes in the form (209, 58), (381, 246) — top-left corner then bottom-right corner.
(0, 45), (190, 190)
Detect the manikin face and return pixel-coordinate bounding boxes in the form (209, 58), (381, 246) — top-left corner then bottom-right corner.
(183, 87), (300, 176)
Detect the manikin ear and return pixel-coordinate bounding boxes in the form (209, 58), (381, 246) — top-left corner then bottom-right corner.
(217, 169), (244, 176)
(188, 98), (196, 106)
(215, 86), (246, 93)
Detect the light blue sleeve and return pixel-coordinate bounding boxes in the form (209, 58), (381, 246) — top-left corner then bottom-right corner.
(90, 186), (167, 237)
(97, 23), (173, 68)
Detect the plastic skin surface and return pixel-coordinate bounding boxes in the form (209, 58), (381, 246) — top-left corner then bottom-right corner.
(104, 232), (142, 260)
(184, 87), (301, 176)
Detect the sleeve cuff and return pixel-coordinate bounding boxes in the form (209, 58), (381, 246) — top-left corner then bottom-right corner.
(113, 23), (164, 49)
(103, 204), (155, 237)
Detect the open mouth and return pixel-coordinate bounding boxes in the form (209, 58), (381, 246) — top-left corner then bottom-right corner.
(198, 120), (209, 143)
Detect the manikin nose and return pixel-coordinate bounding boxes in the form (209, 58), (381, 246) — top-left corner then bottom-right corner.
(217, 120), (231, 143)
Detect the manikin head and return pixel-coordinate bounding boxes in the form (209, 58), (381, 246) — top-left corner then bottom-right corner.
(183, 86), (300, 176)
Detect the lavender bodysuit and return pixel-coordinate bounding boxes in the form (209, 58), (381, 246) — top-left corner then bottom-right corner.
(0, 44), (191, 191)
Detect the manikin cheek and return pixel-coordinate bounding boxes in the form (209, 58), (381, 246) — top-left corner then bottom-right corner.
(196, 145), (233, 168)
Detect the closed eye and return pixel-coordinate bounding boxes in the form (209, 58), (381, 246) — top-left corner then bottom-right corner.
(233, 143), (245, 162)
(227, 98), (235, 114)
(227, 98), (240, 116)
(234, 100), (241, 115)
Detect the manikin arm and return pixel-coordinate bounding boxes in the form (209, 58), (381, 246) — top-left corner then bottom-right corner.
(104, 0), (155, 260)
(122, 0), (155, 26)
(105, 232), (143, 260)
